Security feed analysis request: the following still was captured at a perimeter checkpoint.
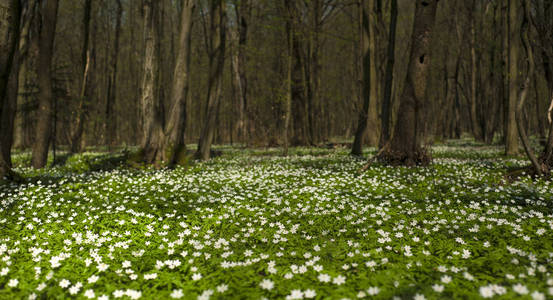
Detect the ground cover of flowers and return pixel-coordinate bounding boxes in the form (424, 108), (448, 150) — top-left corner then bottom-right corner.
(1, 144), (553, 299)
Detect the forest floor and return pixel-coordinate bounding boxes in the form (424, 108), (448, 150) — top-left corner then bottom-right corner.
(1, 140), (552, 299)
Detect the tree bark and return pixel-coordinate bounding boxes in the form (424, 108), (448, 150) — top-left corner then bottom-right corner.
(233, 0), (249, 144)
(351, 0), (371, 156)
(140, 0), (164, 163)
(379, 0), (397, 148)
(159, 0), (195, 166)
(283, 0), (294, 156)
(516, 0), (542, 175)
(379, 0), (438, 166)
(506, 0), (520, 155)
(104, 0), (122, 148)
(0, 0), (20, 178)
(31, 0), (58, 169)
(69, 0), (92, 153)
(196, 0), (226, 160)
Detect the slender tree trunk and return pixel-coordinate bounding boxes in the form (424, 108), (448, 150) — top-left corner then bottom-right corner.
(379, 0), (397, 148)
(379, 0), (438, 166)
(366, 0), (380, 146)
(351, 1), (371, 156)
(159, 0), (195, 166)
(506, 0), (520, 155)
(0, 0), (20, 178)
(469, 1), (483, 141)
(104, 0), (122, 148)
(235, 0), (249, 144)
(516, 0), (542, 175)
(196, 0), (226, 160)
(13, 0), (34, 150)
(70, 0), (92, 153)
(283, 0), (293, 155)
(31, 0), (58, 169)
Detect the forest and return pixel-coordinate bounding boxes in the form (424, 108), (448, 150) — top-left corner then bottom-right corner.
(1, 0), (553, 299)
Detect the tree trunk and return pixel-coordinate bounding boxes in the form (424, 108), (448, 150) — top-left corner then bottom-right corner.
(469, 1), (483, 141)
(351, 1), (371, 156)
(234, 0), (249, 144)
(140, 0), (164, 164)
(159, 0), (195, 166)
(32, 0), (58, 169)
(379, 0), (438, 166)
(196, 0), (226, 160)
(0, 0), (20, 178)
(506, 0), (520, 155)
(70, 0), (92, 153)
(283, 0), (293, 156)
(366, 0), (380, 146)
(516, 0), (542, 175)
(379, 0), (397, 148)
(104, 0), (122, 148)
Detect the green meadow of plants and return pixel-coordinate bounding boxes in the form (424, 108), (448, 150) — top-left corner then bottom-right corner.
(1, 143), (552, 299)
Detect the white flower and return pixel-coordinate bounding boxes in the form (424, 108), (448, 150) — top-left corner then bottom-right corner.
(441, 275), (451, 284)
(333, 275), (346, 285)
(88, 275), (99, 284)
(304, 289), (316, 298)
(513, 284), (529, 295)
(413, 294), (426, 300)
(98, 263), (109, 272)
(216, 284), (228, 293)
(122, 260), (131, 268)
(98, 295), (109, 300)
(192, 273), (202, 281)
(170, 289), (184, 299)
(286, 290), (303, 300)
(367, 287), (380, 295)
(59, 279), (71, 288)
(69, 284), (81, 295)
(126, 289), (142, 299)
(36, 283), (46, 291)
(84, 289), (95, 299)
(432, 284), (444, 292)
(318, 273), (331, 283)
(7, 278), (18, 287)
(260, 279), (274, 290)
(531, 291), (545, 300)
(479, 286), (494, 298)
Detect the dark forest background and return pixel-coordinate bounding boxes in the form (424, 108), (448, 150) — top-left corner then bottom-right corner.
(1, 0), (553, 176)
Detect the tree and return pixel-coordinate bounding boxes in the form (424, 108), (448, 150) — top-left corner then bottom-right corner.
(283, 0), (294, 155)
(379, 0), (397, 148)
(0, 0), (20, 179)
(351, 1), (371, 156)
(505, 0), (520, 155)
(378, 0), (439, 166)
(230, 0), (250, 144)
(104, 0), (123, 148)
(139, 0), (164, 164)
(31, 0), (58, 169)
(69, 0), (92, 153)
(160, 0), (195, 166)
(196, 0), (226, 160)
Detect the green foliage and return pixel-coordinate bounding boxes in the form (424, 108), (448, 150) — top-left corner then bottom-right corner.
(0, 144), (552, 299)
